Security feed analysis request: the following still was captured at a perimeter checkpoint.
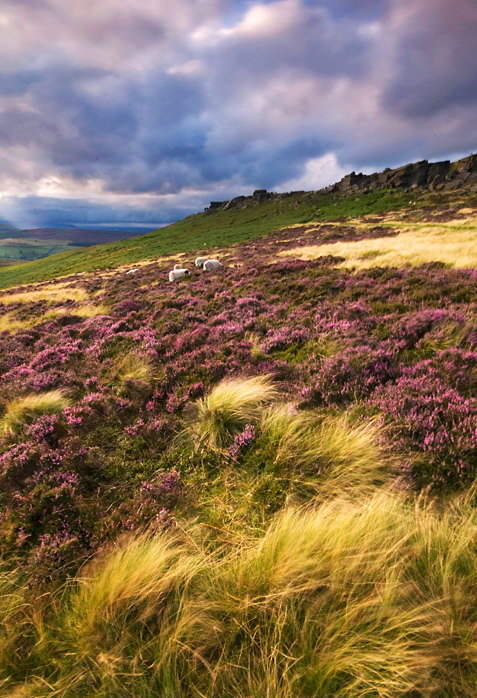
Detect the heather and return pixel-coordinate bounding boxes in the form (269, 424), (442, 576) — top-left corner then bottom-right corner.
(0, 201), (476, 694)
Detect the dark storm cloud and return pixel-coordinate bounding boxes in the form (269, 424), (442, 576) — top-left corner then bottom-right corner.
(382, 0), (477, 118)
(0, 0), (475, 228)
(202, 3), (374, 83)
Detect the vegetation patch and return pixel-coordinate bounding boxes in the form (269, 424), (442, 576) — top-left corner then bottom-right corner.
(0, 193), (475, 694)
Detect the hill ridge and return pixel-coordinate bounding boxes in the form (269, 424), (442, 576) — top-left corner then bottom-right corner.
(0, 153), (475, 290)
(204, 153), (477, 214)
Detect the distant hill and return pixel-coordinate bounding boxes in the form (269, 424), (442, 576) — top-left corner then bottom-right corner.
(18, 227), (150, 245)
(0, 153), (475, 289)
(0, 226), (153, 263)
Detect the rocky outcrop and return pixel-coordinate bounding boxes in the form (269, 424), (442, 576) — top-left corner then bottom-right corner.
(331, 154), (477, 195)
(203, 154), (477, 215)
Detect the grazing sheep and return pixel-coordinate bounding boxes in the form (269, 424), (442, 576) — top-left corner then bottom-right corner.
(195, 256), (209, 269)
(203, 259), (222, 271)
(168, 268), (190, 282)
(126, 268), (140, 274)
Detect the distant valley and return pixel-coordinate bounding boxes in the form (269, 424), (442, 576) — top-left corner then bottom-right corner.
(0, 225), (151, 262)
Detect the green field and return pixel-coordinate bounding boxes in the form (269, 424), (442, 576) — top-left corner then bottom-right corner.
(0, 188), (415, 289)
(0, 240), (82, 262)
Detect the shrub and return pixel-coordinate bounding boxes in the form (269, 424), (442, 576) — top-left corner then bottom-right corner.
(376, 372), (477, 490)
(305, 345), (398, 406)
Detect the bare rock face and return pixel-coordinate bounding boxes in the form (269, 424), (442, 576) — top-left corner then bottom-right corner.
(203, 154), (477, 214)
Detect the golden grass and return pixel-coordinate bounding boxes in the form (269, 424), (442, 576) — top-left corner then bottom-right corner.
(0, 312), (29, 333)
(258, 405), (385, 494)
(0, 303), (108, 333)
(190, 375), (279, 451)
(24, 491), (477, 697)
(115, 351), (154, 383)
(0, 284), (87, 306)
(49, 303), (108, 319)
(0, 390), (71, 435)
(244, 331), (264, 359)
(278, 218), (477, 269)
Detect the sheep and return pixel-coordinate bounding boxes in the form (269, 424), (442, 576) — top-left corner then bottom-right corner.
(203, 258), (222, 271)
(168, 268), (190, 282)
(126, 268), (140, 274)
(195, 256), (209, 269)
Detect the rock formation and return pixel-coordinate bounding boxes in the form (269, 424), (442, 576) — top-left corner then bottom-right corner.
(203, 154), (477, 214)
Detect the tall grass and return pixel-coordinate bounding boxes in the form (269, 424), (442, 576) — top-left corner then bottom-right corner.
(0, 390), (71, 435)
(257, 405), (385, 494)
(190, 375), (279, 451)
(115, 351), (154, 383)
(12, 492), (477, 697)
(0, 565), (33, 691)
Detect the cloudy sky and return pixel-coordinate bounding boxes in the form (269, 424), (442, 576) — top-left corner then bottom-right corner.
(0, 0), (476, 229)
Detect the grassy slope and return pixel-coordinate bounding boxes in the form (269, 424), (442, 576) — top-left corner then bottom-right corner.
(0, 188), (413, 289)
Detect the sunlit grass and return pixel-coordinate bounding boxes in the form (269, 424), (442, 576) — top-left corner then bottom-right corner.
(56, 302), (108, 318)
(13, 491), (477, 697)
(0, 303), (107, 333)
(260, 406), (382, 477)
(190, 375), (279, 451)
(0, 390), (71, 435)
(279, 218), (477, 269)
(0, 283), (87, 306)
(114, 351), (154, 383)
(0, 312), (29, 333)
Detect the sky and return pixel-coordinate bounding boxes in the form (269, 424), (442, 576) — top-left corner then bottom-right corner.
(0, 0), (476, 229)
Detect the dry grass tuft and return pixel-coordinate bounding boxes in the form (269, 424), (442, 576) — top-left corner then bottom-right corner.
(191, 375), (279, 451)
(115, 351), (154, 383)
(0, 390), (71, 435)
(25, 492), (477, 697)
(259, 405), (385, 493)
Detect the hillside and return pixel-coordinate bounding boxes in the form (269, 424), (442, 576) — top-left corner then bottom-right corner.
(0, 189), (476, 695)
(0, 154), (475, 290)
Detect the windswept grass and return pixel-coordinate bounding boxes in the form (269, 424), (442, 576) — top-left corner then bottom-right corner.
(279, 217), (477, 269)
(0, 390), (71, 435)
(259, 406), (382, 484)
(190, 375), (279, 451)
(115, 352), (154, 383)
(7, 491), (477, 697)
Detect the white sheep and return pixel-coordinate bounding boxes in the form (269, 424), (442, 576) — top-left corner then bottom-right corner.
(168, 268), (190, 282)
(203, 258), (222, 271)
(195, 256), (209, 269)
(126, 268), (140, 274)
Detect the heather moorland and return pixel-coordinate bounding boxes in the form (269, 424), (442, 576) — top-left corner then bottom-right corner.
(0, 195), (476, 696)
